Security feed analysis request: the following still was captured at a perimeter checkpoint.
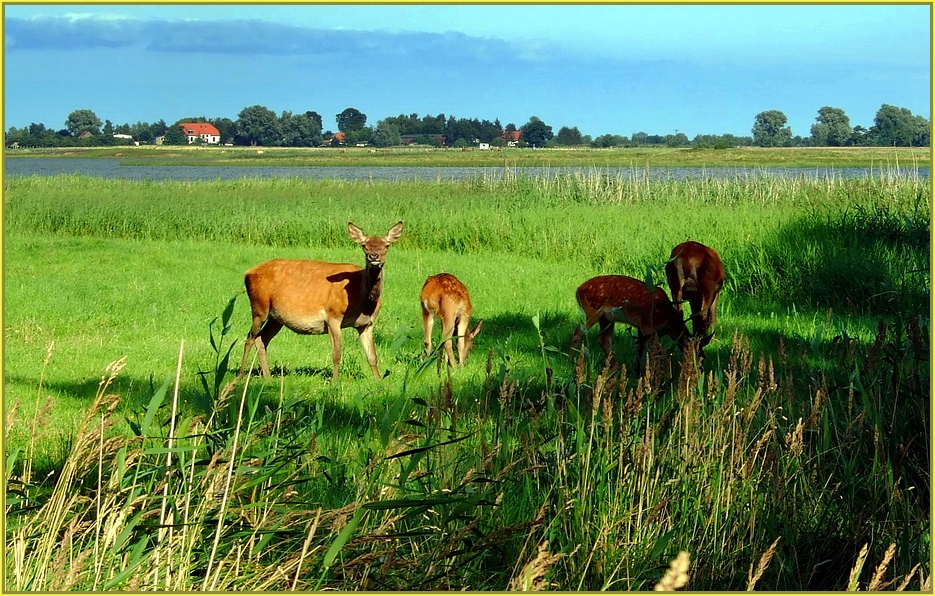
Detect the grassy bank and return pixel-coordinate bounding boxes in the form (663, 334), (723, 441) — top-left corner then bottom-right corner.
(6, 143), (932, 168)
(3, 172), (930, 590)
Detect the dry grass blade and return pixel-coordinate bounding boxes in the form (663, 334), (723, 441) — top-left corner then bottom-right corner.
(509, 540), (563, 591)
(867, 543), (896, 591)
(746, 536), (781, 590)
(847, 543), (870, 590)
(654, 551), (691, 591)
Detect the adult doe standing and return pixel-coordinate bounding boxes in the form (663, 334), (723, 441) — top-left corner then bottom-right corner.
(665, 241), (725, 339)
(238, 221), (404, 380)
(420, 273), (483, 366)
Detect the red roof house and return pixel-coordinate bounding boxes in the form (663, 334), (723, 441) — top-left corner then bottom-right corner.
(179, 122), (221, 144)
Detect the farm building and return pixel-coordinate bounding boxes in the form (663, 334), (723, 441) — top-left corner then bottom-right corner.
(179, 122), (221, 145)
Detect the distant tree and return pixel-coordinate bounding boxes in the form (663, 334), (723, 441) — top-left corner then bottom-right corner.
(810, 106), (851, 146)
(345, 127), (372, 146)
(556, 126), (583, 146)
(237, 105), (281, 146)
(520, 116), (553, 147)
(752, 110), (792, 147)
(372, 120), (402, 147)
(591, 133), (627, 148)
(475, 118), (502, 143)
(504, 122), (518, 133)
(336, 107), (367, 133)
(65, 109), (102, 136)
(162, 124), (187, 145)
(665, 132), (690, 147)
(869, 104), (930, 146)
(209, 117), (238, 145)
(280, 111), (323, 146)
(421, 113), (446, 135)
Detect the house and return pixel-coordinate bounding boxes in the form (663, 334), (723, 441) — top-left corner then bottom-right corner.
(179, 122), (221, 145)
(501, 130), (521, 146)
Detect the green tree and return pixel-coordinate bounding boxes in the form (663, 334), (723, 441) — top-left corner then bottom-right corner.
(752, 110), (792, 147)
(237, 105), (281, 146)
(869, 104), (929, 146)
(210, 117), (238, 145)
(556, 126), (583, 146)
(371, 120), (402, 147)
(520, 116), (553, 147)
(162, 124), (187, 145)
(336, 107), (367, 133)
(280, 111), (323, 147)
(810, 106), (851, 146)
(65, 109), (102, 136)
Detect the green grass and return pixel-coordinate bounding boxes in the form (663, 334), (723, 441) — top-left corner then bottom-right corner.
(7, 143), (932, 168)
(3, 170), (930, 590)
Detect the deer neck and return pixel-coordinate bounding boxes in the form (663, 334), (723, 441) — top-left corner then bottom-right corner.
(363, 264), (385, 303)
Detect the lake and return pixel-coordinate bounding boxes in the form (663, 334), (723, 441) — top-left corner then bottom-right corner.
(3, 157), (928, 182)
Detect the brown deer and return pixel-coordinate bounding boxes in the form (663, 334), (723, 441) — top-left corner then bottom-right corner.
(570, 274), (696, 370)
(665, 241), (725, 339)
(420, 273), (483, 366)
(238, 221), (404, 381)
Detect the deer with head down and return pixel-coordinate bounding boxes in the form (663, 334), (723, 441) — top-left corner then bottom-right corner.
(420, 273), (483, 367)
(665, 241), (725, 340)
(238, 221), (404, 381)
(571, 274), (700, 371)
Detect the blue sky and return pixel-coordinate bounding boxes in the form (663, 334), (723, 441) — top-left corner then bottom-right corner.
(3, 4), (931, 138)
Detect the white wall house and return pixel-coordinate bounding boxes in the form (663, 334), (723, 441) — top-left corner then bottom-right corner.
(179, 122), (221, 144)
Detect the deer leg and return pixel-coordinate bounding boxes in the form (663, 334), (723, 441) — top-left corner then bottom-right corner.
(357, 324), (382, 380)
(688, 294), (704, 337)
(455, 315), (469, 366)
(702, 288), (721, 338)
(254, 320), (282, 377)
(597, 316), (615, 358)
(422, 305), (435, 357)
(634, 331), (649, 372)
(326, 319), (343, 381)
(440, 313), (457, 367)
(570, 323), (586, 363)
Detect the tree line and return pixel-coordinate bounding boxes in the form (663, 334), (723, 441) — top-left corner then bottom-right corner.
(4, 103), (929, 149)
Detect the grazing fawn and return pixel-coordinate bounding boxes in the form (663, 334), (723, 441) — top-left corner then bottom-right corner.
(665, 241), (725, 339)
(420, 273), (483, 366)
(238, 221), (404, 380)
(570, 274), (693, 370)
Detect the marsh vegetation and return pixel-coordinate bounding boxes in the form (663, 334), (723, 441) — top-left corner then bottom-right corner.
(3, 164), (930, 589)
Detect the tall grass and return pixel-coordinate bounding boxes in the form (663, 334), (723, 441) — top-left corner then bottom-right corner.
(4, 170), (930, 589)
(6, 308), (929, 589)
(4, 170), (929, 314)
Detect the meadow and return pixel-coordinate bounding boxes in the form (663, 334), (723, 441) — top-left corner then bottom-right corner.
(3, 165), (931, 590)
(8, 143), (932, 169)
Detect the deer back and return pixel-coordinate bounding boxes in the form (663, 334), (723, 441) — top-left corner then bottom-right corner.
(576, 275), (686, 340)
(420, 273), (473, 318)
(245, 259), (379, 332)
(666, 241), (725, 301)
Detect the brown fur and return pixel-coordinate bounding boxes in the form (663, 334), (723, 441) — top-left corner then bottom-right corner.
(665, 241), (725, 339)
(570, 274), (690, 370)
(420, 273), (483, 366)
(238, 221), (403, 380)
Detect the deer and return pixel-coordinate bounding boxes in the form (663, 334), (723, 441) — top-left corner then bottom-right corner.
(238, 221), (404, 381)
(665, 241), (725, 340)
(570, 274), (703, 371)
(420, 273), (483, 367)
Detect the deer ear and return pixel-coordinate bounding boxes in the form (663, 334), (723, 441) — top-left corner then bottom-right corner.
(347, 222), (366, 243)
(471, 319), (483, 336)
(385, 221), (404, 244)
